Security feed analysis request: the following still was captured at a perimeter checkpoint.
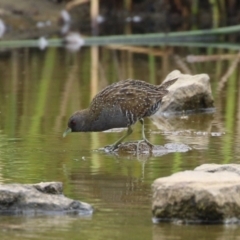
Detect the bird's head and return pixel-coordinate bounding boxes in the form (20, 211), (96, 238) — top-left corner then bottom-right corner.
(63, 110), (90, 137)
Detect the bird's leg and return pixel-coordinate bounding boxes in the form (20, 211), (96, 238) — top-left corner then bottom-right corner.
(137, 118), (154, 152)
(106, 126), (133, 151)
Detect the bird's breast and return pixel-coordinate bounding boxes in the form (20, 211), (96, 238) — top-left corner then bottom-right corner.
(90, 106), (135, 131)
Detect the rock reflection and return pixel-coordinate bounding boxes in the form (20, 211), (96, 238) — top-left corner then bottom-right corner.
(150, 112), (220, 149)
(152, 224), (240, 240)
(0, 215), (91, 236)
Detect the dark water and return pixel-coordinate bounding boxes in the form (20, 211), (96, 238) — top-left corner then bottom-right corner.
(0, 46), (240, 239)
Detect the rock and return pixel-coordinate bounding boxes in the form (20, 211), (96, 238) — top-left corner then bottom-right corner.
(195, 163), (240, 175)
(102, 142), (191, 156)
(33, 181), (63, 194)
(157, 70), (214, 114)
(0, 182), (93, 215)
(152, 164), (240, 224)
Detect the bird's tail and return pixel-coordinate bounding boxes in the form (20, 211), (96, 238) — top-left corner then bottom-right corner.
(157, 78), (178, 91)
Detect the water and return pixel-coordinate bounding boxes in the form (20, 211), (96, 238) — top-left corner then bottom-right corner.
(0, 46), (240, 239)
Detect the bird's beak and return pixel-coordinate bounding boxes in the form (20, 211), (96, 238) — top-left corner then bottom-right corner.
(63, 127), (72, 138)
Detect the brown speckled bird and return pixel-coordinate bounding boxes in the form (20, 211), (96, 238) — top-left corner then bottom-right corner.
(63, 78), (177, 151)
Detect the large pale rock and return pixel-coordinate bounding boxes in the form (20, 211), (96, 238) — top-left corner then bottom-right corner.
(152, 164), (240, 223)
(0, 182), (93, 215)
(157, 70), (214, 114)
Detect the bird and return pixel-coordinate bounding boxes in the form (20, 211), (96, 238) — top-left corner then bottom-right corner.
(63, 78), (177, 151)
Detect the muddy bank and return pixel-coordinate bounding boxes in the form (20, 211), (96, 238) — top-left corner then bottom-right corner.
(0, 0), (215, 40)
(0, 0), (239, 41)
(0, 0), (63, 39)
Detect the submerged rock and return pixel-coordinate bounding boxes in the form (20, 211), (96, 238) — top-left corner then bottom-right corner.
(103, 142), (191, 156)
(0, 182), (93, 215)
(152, 164), (240, 224)
(157, 70), (214, 114)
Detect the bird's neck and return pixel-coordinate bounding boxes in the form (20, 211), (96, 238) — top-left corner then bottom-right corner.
(80, 108), (119, 132)
(82, 108), (111, 132)
(76, 109), (94, 131)
(79, 108), (105, 132)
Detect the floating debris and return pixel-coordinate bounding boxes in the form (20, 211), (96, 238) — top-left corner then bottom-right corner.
(45, 20), (52, 26)
(96, 15), (105, 23)
(210, 132), (225, 136)
(61, 24), (70, 35)
(38, 37), (48, 50)
(180, 115), (189, 119)
(36, 21), (45, 28)
(132, 15), (142, 22)
(0, 19), (6, 38)
(36, 21), (52, 29)
(64, 32), (85, 52)
(59, 10), (71, 35)
(60, 10), (71, 24)
(125, 17), (132, 22)
(125, 16), (142, 23)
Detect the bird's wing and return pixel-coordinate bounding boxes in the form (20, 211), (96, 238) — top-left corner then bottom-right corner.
(90, 81), (167, 121)
(89, 78), (174, 124)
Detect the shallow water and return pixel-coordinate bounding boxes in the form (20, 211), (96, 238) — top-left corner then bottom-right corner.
(0, 46), (240, 239)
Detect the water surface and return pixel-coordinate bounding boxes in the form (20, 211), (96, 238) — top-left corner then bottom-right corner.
(0, 46), (239, 239)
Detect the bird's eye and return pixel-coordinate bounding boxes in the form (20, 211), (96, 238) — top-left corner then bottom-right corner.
(71, 120), (76, 126)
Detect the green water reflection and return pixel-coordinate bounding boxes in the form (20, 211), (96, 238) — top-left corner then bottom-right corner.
(0, 46), (240, 239)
